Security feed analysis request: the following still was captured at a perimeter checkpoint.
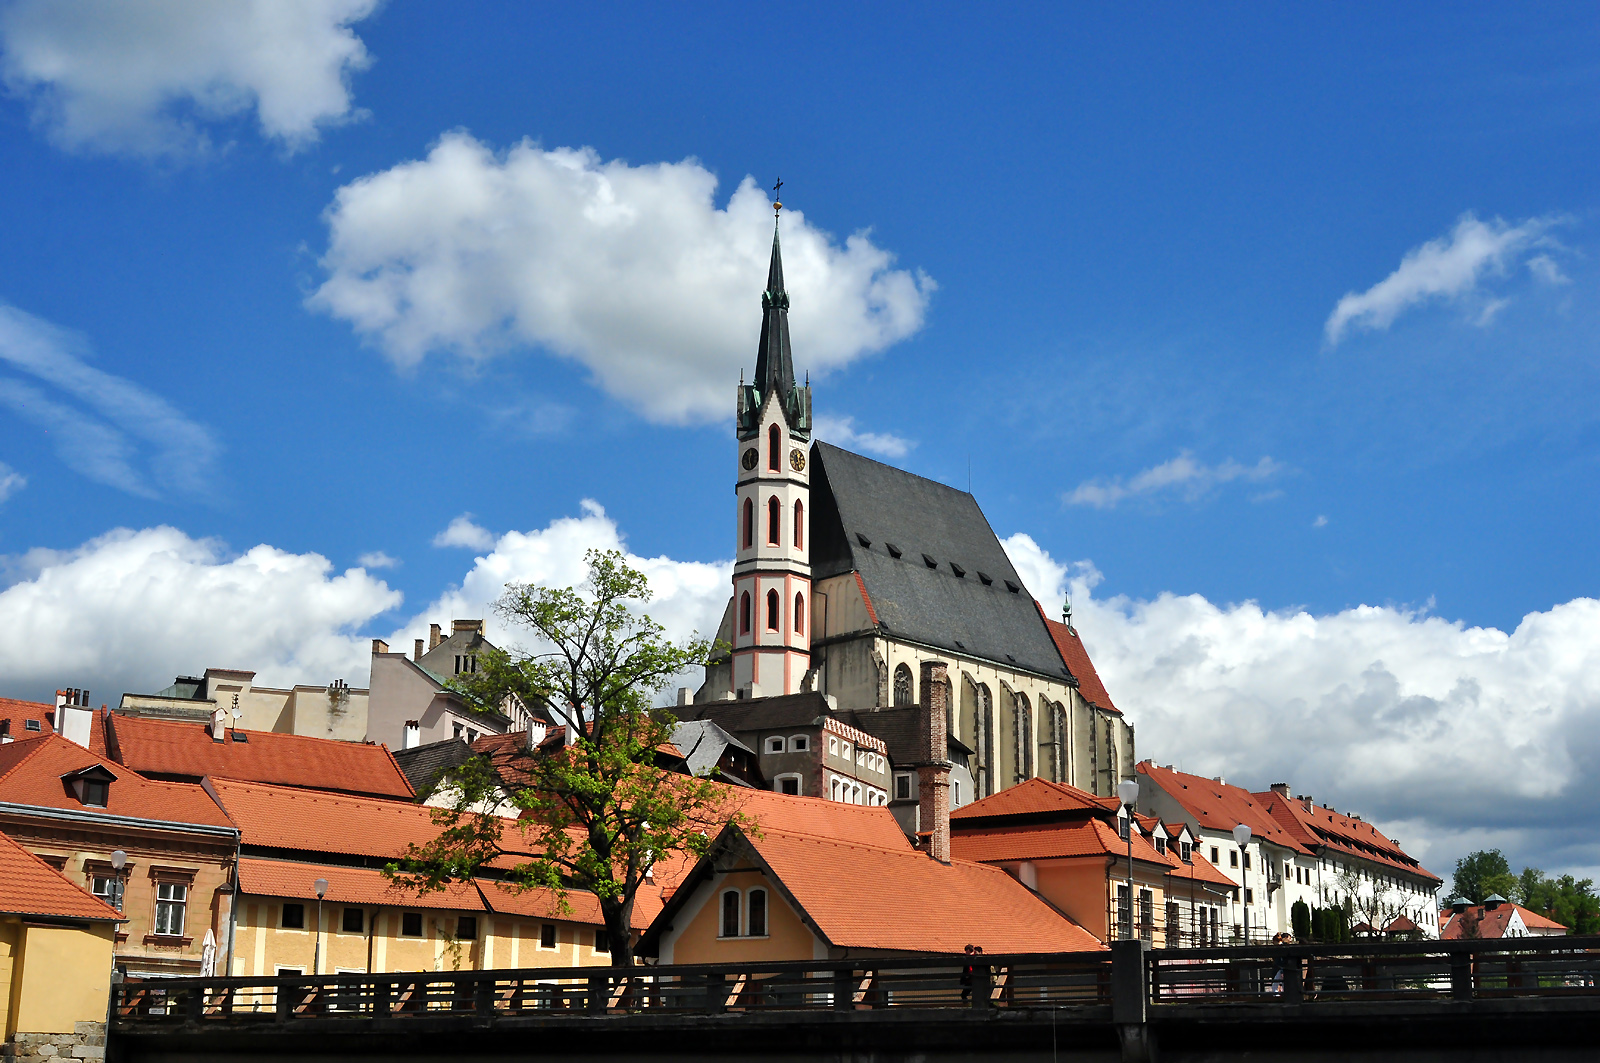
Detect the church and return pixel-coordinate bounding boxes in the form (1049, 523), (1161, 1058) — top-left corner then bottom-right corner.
(692, 203), (1135, 805)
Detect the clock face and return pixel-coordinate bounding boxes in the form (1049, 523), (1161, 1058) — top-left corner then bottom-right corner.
(741, 447), (759, 471)
(790, 448), (807, 472)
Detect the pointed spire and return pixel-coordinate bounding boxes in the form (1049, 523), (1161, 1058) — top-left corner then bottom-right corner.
(752, 217), (795, 405)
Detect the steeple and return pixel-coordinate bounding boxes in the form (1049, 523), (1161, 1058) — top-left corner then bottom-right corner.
(752, 220), (796, 404)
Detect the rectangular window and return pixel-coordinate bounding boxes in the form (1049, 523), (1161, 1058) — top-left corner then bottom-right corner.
(1116, 883), (1132, 940)
(342, 908), (364, 934)
(1210, 846), (1219, 863)
(894, 773), (912, 801)
(83, 779), (109, 806)
(748, 890), (767, 937)
(1118, 815), (1130, 841)
(1230, 850), (1239, 868)
(1181, 841), (1192, 863)
(1165, 900), (1181, 946)
(953, 780), (961, 806)
(456, 916), (478, 940)
(1139, 889), (1154, 944)
(778, 776), (799, 795)
(276, 967), (304, 977)
(154, 882), (187, 936)
(1245, 888), (1254, 904)
(1243, 852), (1252, 871)
(539, 923), (556, 949)
(282, 902), (305, 929)
(1155, 836), (1167, 855)
(767, 736), (784, 753)
(401, 912), (423, 937)
(594, 928), (609, 953)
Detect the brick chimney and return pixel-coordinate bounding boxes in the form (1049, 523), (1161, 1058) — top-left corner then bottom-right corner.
(429, 623), (442, 650)
(371, 638), (389, 655)
(916, 660), (951, 864)
(1270, 782), (1290, 797)
(413, 639), (424, 662)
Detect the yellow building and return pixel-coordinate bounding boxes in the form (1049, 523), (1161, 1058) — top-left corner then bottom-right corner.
(0, 830), (123, 1060)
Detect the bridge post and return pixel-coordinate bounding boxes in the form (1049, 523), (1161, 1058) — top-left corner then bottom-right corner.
(474, 975), (494, 1017)
(970, 964), (991, 1009)
(833, 968), (852, 1010)
(1111, 939), (1154, 1063)
(372, 978), (390, 1017)
(587, 973), (608, 1014)
(1451, 949), (1473, 1001)
(704, 972), (725, 1014)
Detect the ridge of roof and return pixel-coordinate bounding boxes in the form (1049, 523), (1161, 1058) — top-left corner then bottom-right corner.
(0, 733), (235, 828)
(951, 777), (1120, 821)
(1136, 762), (1310, 856)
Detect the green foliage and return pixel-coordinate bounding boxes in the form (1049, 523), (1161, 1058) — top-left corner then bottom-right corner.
(1450, 849), (1517, 904)
(1511, 867), (1600, 934)
(1291, 899), (1311, 942)
(385, 549), (743, 966)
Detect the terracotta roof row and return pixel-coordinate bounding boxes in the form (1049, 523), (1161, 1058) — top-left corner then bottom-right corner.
(1439, 902), (1567, 939)
(951, 776), (1120, 822)
(0, 734), (236, 828)
(0, 828), (123, 922)
(1137, 762), (1311, 855)
(1257, 790), (1439, 882)
(1039, 610), (1120, 714)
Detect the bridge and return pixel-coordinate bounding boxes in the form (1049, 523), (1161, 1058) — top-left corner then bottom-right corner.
(108, 936), (1600, 1062)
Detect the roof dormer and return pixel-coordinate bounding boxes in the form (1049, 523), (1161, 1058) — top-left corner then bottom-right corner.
(61, 763), (117, 808)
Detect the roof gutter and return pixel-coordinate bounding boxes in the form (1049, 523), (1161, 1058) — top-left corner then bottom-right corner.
(0, 801), (240, 840)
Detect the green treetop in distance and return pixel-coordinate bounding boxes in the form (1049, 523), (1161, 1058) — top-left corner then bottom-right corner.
(1450, 849), (1518, 906)
(385, 548), (744, 966)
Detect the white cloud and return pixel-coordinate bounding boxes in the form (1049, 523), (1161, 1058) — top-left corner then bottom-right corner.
(0, 526), (399, 700)
(1065, 451), (1283, 509)
(1325, 213), (1565, 345)
(1312, 514), (1328, 528)
(309, 134), (935, 424)
(0, 304), (217, 496)
(432, 514), (496, 551)
(0, 462), (24, 503)
(812, 415), (913, 459)
(1002, 533), (1600, 878)
(0, 0), (378, 157)
(356, 550), (399, 570)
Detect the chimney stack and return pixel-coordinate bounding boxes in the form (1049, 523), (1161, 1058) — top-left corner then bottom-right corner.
(1270, 782), (1290, 797)
(210, 707), (227, 743)
(916, 660), (951, 864)
(676, 687), (692, 707)
(429, 623), (442, 650)
(413, 639), (424, 662)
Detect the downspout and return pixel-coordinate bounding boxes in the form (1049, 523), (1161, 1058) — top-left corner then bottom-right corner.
(366, 907), (376, 975)
(224, 832), (241, 976)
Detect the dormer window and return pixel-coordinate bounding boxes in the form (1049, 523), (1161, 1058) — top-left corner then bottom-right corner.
(1155, 836), (1168, 855)
(63, 765), (116, 808)
(25, 719), (41, 732)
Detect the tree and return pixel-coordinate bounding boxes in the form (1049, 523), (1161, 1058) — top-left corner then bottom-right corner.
(1512, 867), (1600, 935)
(1450, 850), (1517, 904)
(386, 549), (742, 966)
(1291, 899), (1311, 942)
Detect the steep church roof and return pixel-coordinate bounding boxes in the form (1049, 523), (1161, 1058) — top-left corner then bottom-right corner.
(809, 441), (1072, 682)
(738, 220), (810, 436)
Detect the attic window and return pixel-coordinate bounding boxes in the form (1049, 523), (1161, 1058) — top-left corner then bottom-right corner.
(976, 572), (993, 586)
(231, 732), (249, 742)
(83, 779), (109, 807)
(922, 553), (937, 568)
(953, 640), (965, 650)
(885, 543), (902, 558)
(1005, 654), (1017, 663)
(855, 533), (872, 548)
(1004, 580), (1020, 593)
(949, 563), (965, 577)
(25, 719), (41, 732)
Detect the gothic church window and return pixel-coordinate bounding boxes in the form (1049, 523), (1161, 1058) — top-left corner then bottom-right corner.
(767, 497), (780, 544)
(793, 500), (804, 549)
(740, 592), (751, 634)
(892, 664), (913, 706)
(794, 592), (805, 635)
(742, 498), (753, 549)
(766, 589), (780, 630)
(768, 424), (781, 471)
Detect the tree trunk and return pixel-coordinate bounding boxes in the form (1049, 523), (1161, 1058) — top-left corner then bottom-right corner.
(602, 900), (635, 967)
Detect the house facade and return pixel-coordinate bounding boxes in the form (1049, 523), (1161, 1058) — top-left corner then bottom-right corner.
(118, 668), (367, 743)
(368, 620), (534, 752)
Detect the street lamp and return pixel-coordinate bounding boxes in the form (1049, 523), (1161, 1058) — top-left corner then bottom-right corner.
(1232, 823), (1252, 945)
(313, 878), (329, 976)
(110, 850), (127, 912)
(1118, 779), (1140, 941)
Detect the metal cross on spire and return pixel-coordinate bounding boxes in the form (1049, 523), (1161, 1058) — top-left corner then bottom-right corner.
(772, 177), (783, 217)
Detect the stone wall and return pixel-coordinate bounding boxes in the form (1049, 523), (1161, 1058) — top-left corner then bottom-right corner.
(3, 1022), (105, 1062)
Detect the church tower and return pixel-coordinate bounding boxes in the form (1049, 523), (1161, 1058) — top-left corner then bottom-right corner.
(730, 206), (812, 698)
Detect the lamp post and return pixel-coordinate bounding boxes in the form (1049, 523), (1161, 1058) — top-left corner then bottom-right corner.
(1118, 779), (1140, 941)
(313, 878), (328, 976)
(110, 849), (127, 912)
(1232, 823), (1252, 945)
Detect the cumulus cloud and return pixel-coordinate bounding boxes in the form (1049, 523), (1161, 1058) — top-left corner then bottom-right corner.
(309, 134), (934, 424)
(1002, 533), (1600, 878)
(0, 304), (217, 496)
(0, 462), (24, 503)
(1312, 514), (1328, 529)
(813, 414), (913, 459)
(0, 0), (378, 157)
(356, 550), (399, 570)
(432, 514), (496, 551)
(1065, 451), (1283, 510)
(1325, 213), (1566, 345)
(0, 526), (400, 700)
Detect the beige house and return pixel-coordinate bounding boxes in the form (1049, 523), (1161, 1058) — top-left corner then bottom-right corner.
(368, 621), (535, 752)
(118, 667), (367, 743)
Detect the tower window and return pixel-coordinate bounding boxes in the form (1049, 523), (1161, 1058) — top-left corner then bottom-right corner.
(766, 589), (780, 631)
(768, 496), (780, 545)
(794, 592), (805, 635)
(740, 591), (751, 634)
(794, 500), (804, 550)
(742, 498), (754, 549)
(768, 424), (781, 471)
(892, 664), (913, 707)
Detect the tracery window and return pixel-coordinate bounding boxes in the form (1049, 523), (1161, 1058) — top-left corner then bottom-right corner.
(892, 663), (914, 707)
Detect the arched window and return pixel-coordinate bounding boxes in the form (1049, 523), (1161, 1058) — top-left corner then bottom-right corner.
(794, 592), (805, 635)
(1015, 693), (1033, 780)
(1049, 701), (1068, 784)
(742, 498), (753, 549)
(766, 589), (780, 630)
(739, 591), (751, 634)
(767, 496), (780, 545)
(793, 500), (804, 550)
(747, 889), (767, 937)
(768, 424), (781, 471)
(892, 664), (914, 707)
(721, 890), (741, 938)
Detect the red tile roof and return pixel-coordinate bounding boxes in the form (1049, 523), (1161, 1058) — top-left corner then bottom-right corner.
(0, 828), (124, 922)
(0, 697), (57, 742)
(1254, 789), (1439, 882)
(238, 858), (484, 912)
(951, 817), (1174, 868)
(1038, 609), (1120, 713)
(1164, 848), (1239, 890)
(107, 714), (413, 799)
(1439, 902), (1568, 939)
(1136, 762), (1310, 855)
(0, 734), (235, 829)
(475, 877), (603, 925)
(1384, 915), (1419, 933)
(951, 777), (1120, 821)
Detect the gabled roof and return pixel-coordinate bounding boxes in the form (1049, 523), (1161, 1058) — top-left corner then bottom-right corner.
(1384, 915), (1419, 933)
(392, 737), (480, 797)
(1254, 789), (1439, 882)
(951, 777), (1120, 823)
(106, 714), (413, 799)
(1439, 902), (1567, 939)
(0, 828), (124, 922)
(685, 692), (834, 733)
(669, 720), (756, 782)
(1164, 848), (1238, 890)
(808, 442), (1071, 681)
(0, 734), (235, 829)
(1039, 610), (1120, 714)
(642, 786), (1104, 957)
(1136, 763), (1310, 855)
(951, 817), (1175, 868)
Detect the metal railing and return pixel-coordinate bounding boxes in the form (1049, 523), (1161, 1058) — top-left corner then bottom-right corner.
(110, 937), (1600, 1030)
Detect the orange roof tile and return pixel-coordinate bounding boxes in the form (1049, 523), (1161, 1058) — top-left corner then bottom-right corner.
(0, 697), (56, 740)
(1136, 763), (1310, 856)
(1255, 789), (1439, 882)
(238, 858), (483, 912)
(952, 817), (1177, 868)
(0, 734), (235, 829)
(474, 877), (603, 925)
(0, 828), (124, 922)
(1439, 902), (1567, 938)
(108, 714), (413, 799)
(1164, 849), (1238, 889)
(1039, 609), (1120, 713)
(951, 777), (1120, 821)
(1516, 905), (1570, 931)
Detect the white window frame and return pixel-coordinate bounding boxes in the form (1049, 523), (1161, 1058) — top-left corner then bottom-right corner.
(766, 736), (785, 754)
(787, 734), (809, 752)
(772, 773), (802, 796)
(893, 772), (913, 801)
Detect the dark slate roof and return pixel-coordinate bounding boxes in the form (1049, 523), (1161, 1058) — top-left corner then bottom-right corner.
(669, 720), (756, 787)
(391, 737), (476, 798)
(684, 693), (833, 734)
(809, 441), (1072, 681)
(844, 707), (974, 766)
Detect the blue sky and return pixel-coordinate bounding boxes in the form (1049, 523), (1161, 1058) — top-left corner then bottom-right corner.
(2, 2), (1598, 883)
